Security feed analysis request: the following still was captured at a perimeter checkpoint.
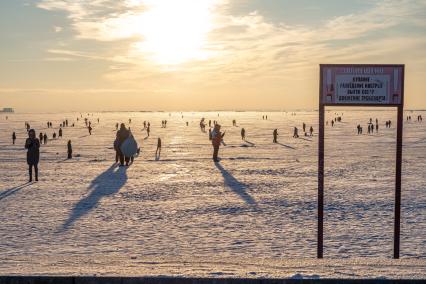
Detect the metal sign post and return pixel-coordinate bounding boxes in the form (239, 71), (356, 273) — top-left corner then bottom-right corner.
(318, 64), (404, 259)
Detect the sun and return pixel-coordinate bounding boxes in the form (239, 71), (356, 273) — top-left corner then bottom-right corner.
(132, 0), (219, 65)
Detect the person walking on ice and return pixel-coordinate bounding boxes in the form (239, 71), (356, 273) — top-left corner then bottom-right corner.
(12, 132), (16, 145)
(293, 127), (299, 138)
(241, 128), (246, 141)
(116, 123), (130, 166)
(67, 140), (73, 159)
(273, 129), (278, 143)
(211, 124), (225, 162)
(25, 129), (40, 182)
(156, 138), (162, 158)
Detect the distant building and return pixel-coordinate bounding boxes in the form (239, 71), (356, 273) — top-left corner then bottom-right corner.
(1, 108), (14, 113)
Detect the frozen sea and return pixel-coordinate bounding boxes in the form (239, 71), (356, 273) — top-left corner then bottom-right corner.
(0, 110), (425, 278)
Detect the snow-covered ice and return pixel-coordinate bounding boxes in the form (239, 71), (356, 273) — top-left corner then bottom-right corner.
(0, 110), (425, 278)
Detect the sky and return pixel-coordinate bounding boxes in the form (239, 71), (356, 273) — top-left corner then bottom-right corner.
(0, 0), (426, 112)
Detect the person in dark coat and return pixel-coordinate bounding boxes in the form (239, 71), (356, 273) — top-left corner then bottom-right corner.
(211, 124), (225, 162)
(241, 128), (246, 141)
(293, 127), (299, 138)
(273, 129), (278, 143)
(156, 138), (162, 158)
(116, 123), (130, 166)
(67, 140), (72, 159)
(12, 132), (16, 145)
(59, 128), (63, 138)
(43, 133), (48, 144)
(25, 129), (40, 182)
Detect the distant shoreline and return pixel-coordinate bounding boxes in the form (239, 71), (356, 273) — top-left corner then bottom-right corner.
(4, 109), (426, 114)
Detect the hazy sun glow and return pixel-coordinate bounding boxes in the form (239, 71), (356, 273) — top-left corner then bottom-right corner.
(133, 0), (219, 65)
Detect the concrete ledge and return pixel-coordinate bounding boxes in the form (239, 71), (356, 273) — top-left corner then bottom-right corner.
(0, 277), (425, 284)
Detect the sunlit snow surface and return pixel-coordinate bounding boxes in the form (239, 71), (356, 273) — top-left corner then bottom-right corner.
(0, 110), (425, 278)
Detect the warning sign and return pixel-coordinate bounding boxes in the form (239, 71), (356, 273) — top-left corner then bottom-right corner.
(320, 65), (404, 105)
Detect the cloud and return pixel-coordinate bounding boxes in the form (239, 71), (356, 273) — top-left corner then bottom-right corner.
(53, 26), (62, 32)
(34, 0), (426, 101)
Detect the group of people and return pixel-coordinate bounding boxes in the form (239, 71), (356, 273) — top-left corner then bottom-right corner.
(12, 112), (424, 181)
(404, 115), (423, 122)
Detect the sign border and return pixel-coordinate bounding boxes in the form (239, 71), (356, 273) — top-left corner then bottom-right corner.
(320, 64), (404, 107)
(317, 64), (404, 259)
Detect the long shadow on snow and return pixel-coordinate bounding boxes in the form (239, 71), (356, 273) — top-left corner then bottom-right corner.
(0, 182), (32, 201)
(277, 142), (296, 149)
(214, 162), (257, 206)
(60, 164), (127, 231)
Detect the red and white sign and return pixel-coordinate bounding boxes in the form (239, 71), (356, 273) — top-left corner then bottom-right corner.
(320, 64), (404, 105)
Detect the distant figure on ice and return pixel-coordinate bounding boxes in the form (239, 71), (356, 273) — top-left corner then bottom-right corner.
(273, 129), (278, 143)
(241, 128), (246, 140)
(293, 127), (299, 138)
(39, 132), (43, 144)
(88, 125), (92, 135)
(357, 124), (361, 135)
(200, 118), (206, 131)
(25, 129), (40, 182)
(146, 125), (150, 137)
(309, 126), (313, 136)
(59, 128), (63, 138)
(53, 132), (57, 139)
(208, 128), (212, 140)
(302, 123), (306, 133)
(116, 123), (130, 166)
(43, 133), (48, 144)
(12, 132), (16, 145)
(67, 140), (73, 159)
(331, 120), (334, 127)
(156, 138), (162, 158)
(211, 124), (225, 162)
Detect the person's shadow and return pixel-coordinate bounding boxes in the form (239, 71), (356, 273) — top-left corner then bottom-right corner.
(0, 182), (32, 201)
(60, 164), (128, 231)
(277, 142), (296, 149)
(214, 162), (257, 206)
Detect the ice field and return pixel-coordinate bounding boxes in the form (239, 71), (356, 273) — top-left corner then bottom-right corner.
(0, 110), (425, 278)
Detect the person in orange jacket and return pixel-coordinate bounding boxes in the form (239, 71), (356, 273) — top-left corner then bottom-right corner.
(211, 124), (225, 162)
